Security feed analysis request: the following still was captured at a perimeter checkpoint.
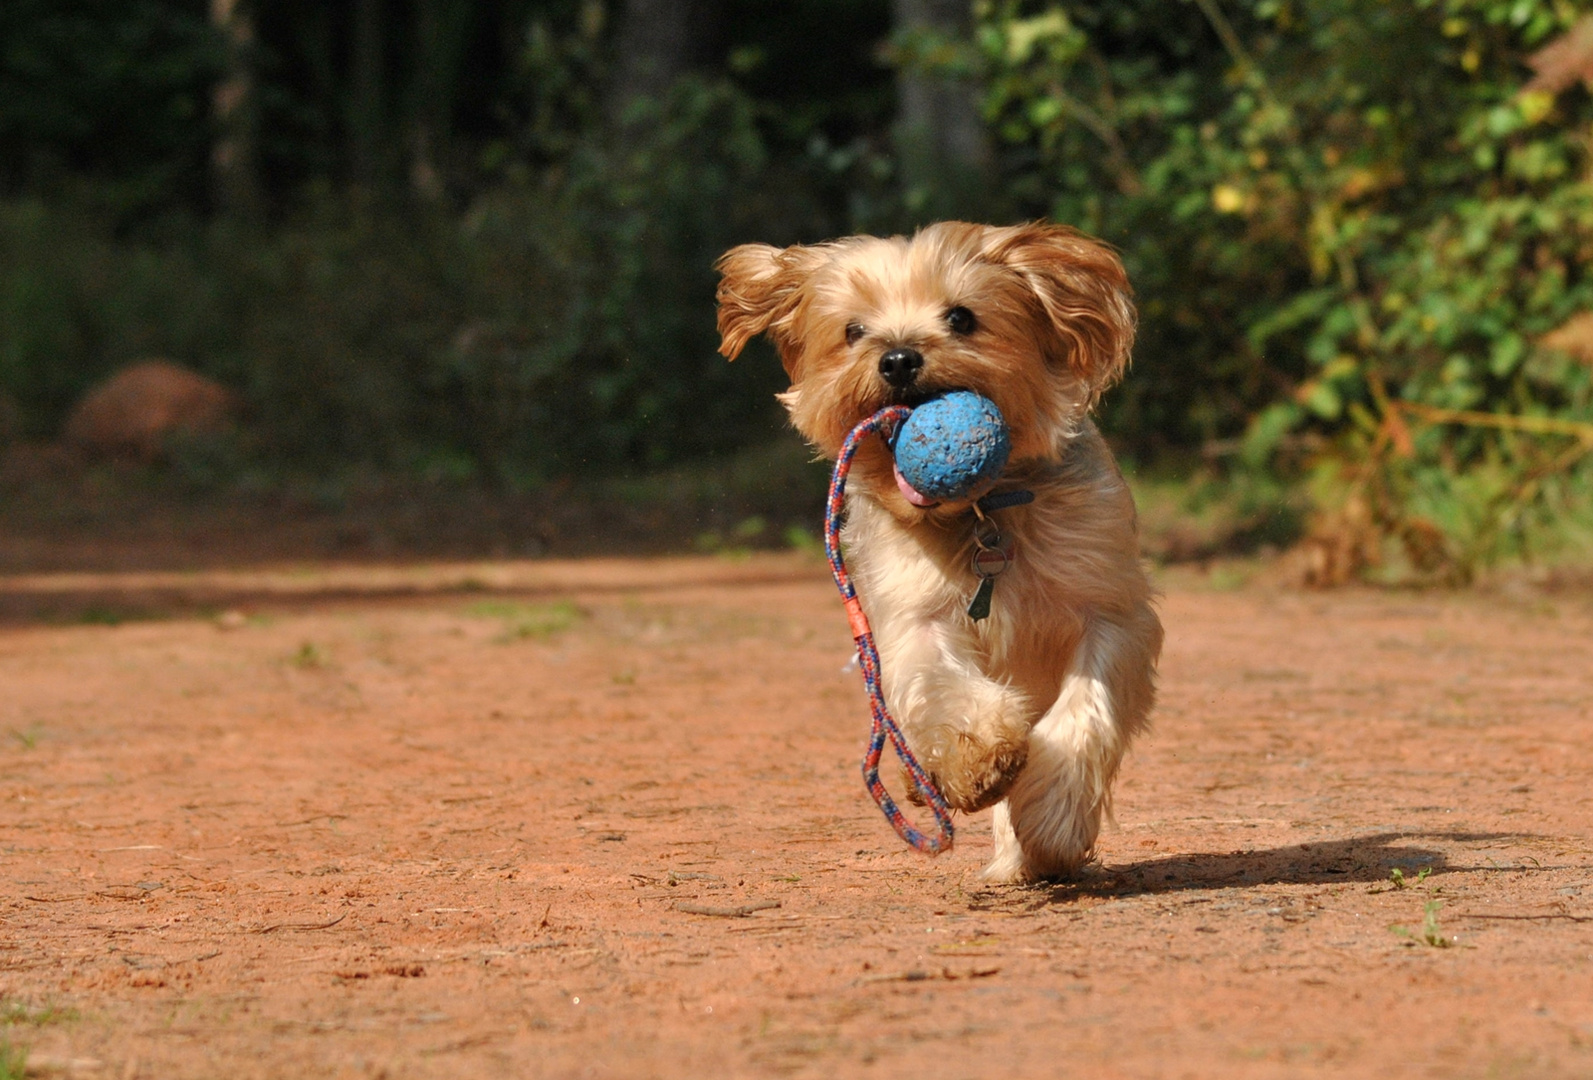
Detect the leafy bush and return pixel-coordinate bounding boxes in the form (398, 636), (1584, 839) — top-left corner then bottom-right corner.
(0, 70), (790, 484)
(979, 0), (1593, 578)
(6, 0), (1592, 580)
(0, 0), (220, 212)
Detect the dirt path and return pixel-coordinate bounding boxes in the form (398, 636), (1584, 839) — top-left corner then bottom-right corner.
(3, 554), (1592, 1079)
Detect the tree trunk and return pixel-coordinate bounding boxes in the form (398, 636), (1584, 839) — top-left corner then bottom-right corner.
(209, 0), (260, 216)
(350, 0), (385, 189)
(409, 0), (472, 201)
(606, 0), (695, 128)
(891, 0), (994, 221)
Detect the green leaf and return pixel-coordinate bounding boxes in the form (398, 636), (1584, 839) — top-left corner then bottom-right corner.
(1489, 334), (1525, 377)
(1304, 380), (1343, 420)
(1242, 403), (1305, 467)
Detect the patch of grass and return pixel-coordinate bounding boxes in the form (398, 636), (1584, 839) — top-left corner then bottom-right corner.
(7, 727), (40, 750)
(1129, 468), (1304, 564)
(1205, 562), (1255, 591)
(783, 524), (823, 557)
(604, 436), (828, 514)
(1, 1001), (78, 1027)
(690, 515), (767, 561)
(0, 1039), (25, 1080)
(1392, 899), (1455, 948)
(290, 641), (328, 668)
(466, 600), (584, 641)
(66, 605), (169, 627)
(75, 606), (126, 626)
(1389, 866), (1431, 890)
(693, 529), (753, 560)
(1419, 900), (1453, 947)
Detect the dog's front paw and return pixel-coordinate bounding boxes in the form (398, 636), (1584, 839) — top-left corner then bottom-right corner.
(932, 722), (1029, 812)
(897, 752), (1019, 809)
(900, 741), (1024, 811)
(903, 684), (1034, 812)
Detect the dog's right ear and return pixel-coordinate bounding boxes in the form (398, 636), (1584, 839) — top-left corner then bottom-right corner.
(980, 222), (1136, 406)
(715, 243), (822, 362)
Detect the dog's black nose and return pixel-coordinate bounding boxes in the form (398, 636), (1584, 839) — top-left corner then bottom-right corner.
(878, 348), (924, 388)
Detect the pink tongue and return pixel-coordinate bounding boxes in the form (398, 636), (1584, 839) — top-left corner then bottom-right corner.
(894, 463), (939, 507)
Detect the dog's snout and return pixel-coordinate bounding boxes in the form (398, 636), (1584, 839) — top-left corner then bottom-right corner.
(878, 348), (924, 388)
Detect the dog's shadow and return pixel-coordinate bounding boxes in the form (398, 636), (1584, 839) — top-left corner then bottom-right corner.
(968, 830), (1547, 908)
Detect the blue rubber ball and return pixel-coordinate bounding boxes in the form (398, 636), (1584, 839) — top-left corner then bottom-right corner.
(893, 391), (1011, 502)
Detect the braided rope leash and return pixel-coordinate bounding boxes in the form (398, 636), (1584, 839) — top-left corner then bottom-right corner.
(823, 405), (955, 855)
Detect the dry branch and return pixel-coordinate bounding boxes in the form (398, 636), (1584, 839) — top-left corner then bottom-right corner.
(251, 914), (348, 934)
(673, 900), (780, 918)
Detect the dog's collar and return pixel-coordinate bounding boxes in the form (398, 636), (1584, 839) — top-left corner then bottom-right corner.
(976, 489), (1034, 514)
(965, 488), (1031, 621)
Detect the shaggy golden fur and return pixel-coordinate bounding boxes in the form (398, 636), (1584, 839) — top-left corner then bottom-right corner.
(716, 221), (1163, 882)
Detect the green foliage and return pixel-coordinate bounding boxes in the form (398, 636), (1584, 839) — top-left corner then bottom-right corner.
(0, 71), (788, 479)
(1131, 463), (1304, 561)
(465, 599), (583, 640)
(0, 1039), (23, 1080)
(290, 641), (327, 669)
(1393, 899), (1455, 947)
(0, 3), (841, 483)
(4, 0), (1591, 576)
(978, 0), (1593, 577)
(0, 0), (220, 212)
(0, 199), (220, 438)
(1389, 865), (1432, 890)
(551, 76), (787, 469)
(0, 1000), (77, 1026)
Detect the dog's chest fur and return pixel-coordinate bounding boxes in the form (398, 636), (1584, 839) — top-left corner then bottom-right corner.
(843, 423), (1147, 714)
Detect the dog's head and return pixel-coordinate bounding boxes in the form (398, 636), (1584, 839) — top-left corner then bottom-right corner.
(716, 222), (1135, 493)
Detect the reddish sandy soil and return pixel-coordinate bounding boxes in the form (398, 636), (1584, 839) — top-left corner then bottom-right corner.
(3, 553), (1593, 1079)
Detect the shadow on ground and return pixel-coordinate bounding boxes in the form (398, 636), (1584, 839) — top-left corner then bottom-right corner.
(0, 558), (821, 627)
(968, 831), (1550, 910)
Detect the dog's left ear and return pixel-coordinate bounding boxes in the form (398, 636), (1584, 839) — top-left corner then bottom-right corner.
(715, 242), (827, 365)
(983, 223), (1136, 402)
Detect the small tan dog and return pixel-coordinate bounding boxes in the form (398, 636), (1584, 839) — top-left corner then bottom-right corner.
(716, 221), (1163, 882)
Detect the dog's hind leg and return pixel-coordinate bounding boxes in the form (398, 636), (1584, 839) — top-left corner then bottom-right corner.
(982, 607), (1161, 883)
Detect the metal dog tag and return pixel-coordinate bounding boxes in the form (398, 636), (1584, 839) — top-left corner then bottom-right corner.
(967, 577), (996, 621)
(967, 528), (1014, 622)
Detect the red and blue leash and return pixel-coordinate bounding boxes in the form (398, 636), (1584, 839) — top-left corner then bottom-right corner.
(823, 406), (955, 855)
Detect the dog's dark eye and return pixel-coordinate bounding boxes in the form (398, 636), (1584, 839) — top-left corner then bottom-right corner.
(945, 306), (976, 335)
(845, 323), (866, 346)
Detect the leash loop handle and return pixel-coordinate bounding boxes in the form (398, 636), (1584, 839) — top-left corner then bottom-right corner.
(824, 405), (955, 856)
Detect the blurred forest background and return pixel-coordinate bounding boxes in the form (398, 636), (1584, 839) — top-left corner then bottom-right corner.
(3, 0), (1593, 581)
